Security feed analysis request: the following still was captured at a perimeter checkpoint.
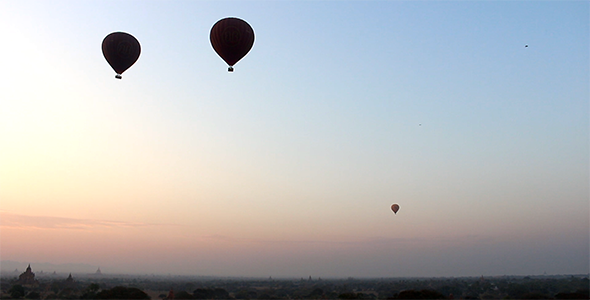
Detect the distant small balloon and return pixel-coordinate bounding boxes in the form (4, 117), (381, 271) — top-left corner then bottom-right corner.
(391, 204), (400, 214)
(102, 32), (141, 79)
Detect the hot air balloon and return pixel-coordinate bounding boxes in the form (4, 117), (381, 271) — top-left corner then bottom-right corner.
(210, 17), (255, 72)
(102, 32), (141, 79)
(391, 204), (400, 214)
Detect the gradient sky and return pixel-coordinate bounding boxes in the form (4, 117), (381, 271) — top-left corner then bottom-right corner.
(1, 0), (588, 278)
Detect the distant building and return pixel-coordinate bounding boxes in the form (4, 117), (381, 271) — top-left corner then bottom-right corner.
(95, 268), (102, 275)
(64, 273), (76, 288)
(15, 264), (39, 287)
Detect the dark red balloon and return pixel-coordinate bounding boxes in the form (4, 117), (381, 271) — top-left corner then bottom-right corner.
(102, 32), (141, 79)
(210, 17), (255, 72)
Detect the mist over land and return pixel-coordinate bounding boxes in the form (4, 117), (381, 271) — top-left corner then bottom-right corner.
(1, 0), (588, 293)
(2, 262), (588, 299)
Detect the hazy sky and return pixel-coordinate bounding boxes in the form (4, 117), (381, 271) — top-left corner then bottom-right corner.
(1, 0), (588, 278)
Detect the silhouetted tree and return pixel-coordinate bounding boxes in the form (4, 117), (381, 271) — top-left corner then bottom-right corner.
(44, 294), (59, 299)
(96, 286), (149, 299)
(9, 284), (26, 299)
(49, 282), (61, 294)
(234, 289), (257, 299)
(555, 289), (590, 299)
(193, 288), (209, 299)
(193, 287), (230, 299)
(24, 291), (40, 299)
(505, 282), (528, 299)
(175, 290), (194, 299)
(338, 292), (359, 299)
(88, 283), (100, 293)
(396, 289), (446, 299)
(81, 283), (101, 299)
(307, 288), (324, 298)
(519, 292), (551, 299)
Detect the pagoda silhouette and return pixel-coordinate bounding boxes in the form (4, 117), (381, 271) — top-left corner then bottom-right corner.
(15, 264), (39, 287)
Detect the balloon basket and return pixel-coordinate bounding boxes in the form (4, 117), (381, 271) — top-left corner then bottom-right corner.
(115, 74), (122, 79)
(228, 66), (234, 72)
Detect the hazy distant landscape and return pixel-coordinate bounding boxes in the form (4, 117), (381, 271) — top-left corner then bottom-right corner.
(1, 1), (588, 298)
(2, 262), (589, 299)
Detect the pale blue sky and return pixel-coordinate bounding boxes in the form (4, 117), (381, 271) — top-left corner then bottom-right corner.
(1, 1), (588, 277)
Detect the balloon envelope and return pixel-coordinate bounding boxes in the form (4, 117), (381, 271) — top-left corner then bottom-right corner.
(102, 32), (141, 79)
(391, 204), (400, 214)
(210, 17), (255, 71)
